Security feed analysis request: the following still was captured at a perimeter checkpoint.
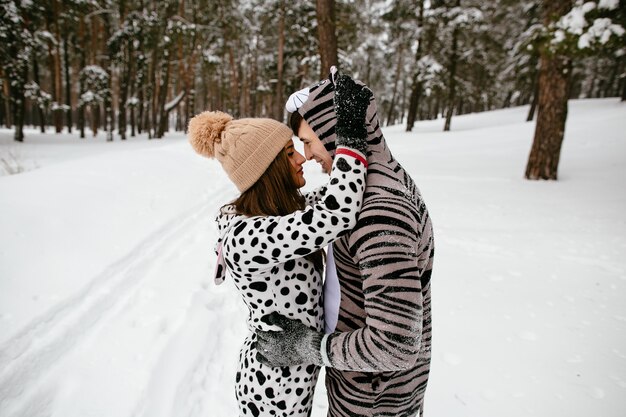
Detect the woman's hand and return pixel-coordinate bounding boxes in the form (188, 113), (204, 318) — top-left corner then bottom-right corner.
(255, 312), (324, 367)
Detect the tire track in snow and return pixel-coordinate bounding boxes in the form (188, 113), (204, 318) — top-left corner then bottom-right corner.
(129, 211), (245, 417)
(0, 186), (229, 413)
(130, 292), (236, 417)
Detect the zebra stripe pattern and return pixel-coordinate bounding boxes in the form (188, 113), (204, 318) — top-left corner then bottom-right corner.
(293, 75), (434, 417)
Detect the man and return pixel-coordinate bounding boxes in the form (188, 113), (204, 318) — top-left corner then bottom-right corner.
(257, 70), (434, 417)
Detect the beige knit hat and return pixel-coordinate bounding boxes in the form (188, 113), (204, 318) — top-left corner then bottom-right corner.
(188, 111), (293, 192)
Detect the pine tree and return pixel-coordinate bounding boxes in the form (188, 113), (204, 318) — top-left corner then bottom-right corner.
(0, 1), (36, 141)
(525, 0), (625, 180)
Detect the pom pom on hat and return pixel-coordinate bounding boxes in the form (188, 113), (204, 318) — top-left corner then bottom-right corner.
(188, 110), (233, 158)
(189, 110), (293, 192)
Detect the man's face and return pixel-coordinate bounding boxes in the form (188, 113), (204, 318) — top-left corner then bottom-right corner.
(296, 119), (333, 175)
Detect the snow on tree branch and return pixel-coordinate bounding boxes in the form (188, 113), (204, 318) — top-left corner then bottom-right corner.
(551, 1), (625, 52)
(164, 91), (186, 113)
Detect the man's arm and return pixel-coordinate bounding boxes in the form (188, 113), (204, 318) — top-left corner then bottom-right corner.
(321, 198), (430, 372)
(256, 196), (434, 371)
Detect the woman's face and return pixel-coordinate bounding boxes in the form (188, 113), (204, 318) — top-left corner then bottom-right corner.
(285, 139), (306, 188)
(296, 119), (333, 175)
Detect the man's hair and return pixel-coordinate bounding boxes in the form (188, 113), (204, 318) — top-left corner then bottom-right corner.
(289, 111), (303, 135)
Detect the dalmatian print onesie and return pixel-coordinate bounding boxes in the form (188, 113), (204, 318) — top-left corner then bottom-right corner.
(214, 147), (367, 417)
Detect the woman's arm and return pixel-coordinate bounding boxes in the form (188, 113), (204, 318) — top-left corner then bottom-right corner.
(222, 148), (366, 269)
(302, 185), (327, 207)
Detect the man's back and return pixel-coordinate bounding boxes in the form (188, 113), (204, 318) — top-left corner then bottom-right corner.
(324, 153), (434, 417)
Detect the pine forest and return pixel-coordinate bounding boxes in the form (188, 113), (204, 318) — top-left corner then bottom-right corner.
(1, 0), (624, 177)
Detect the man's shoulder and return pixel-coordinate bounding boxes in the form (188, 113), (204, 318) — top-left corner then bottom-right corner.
(360, 191), (421, 218)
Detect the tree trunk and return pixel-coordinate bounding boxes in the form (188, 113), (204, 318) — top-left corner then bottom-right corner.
(32, 54), (46, 132)
(2, 78), (11, 128)
(130, 50), (137, 137)
(316, 0), (338, 78)
(250, 45), (259, 116)
(63, 30), (72, 133)
(13, 92), (25, 142)
(276, 0), (285, 121)
(47, 37), (60, 132)
(186, 88), (195, 132)
(51, 0), (63, 133)
(443, 34), (458, 132)
(525, 0), (572, 180)
(160, 90), (185, 137)
(406, 81), (422, 131)
(118, 42), (131, 140)
(502, 91), (513, 108)
(618, 61), (626, 101)
(444, 0), (461, 132)
(585, 58), (599, 98)
(156, 51), (171, 138)
(601, 57), (617, 97)
(218, 57), (225, 111)
(92, 105), (99, 137)
(227, 46), (240, 116)
(136, 53), (146, 135)
(400, 74), (407, 123)
(175, 3), (185, 132)
(0, 92), (4, 128)
(147, 48), (157, 138)
(11, 72), (27, 142)
(176, 106), (183, 131)
(105, 93), (113, 141)
(0, 94), (4, 128)
(405, 0), (425, 132)
(78, 19), (86, 138)
(527, 71), (540, 122)
(103, 16), (114, 141)
(386, 46), (404, 126)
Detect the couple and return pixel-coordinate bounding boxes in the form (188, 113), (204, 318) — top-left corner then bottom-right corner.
(188, 71), (434, 417)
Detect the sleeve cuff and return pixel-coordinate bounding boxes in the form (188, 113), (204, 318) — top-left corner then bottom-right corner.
(335, 147), (368, 168)
(320, 333), (332, 367)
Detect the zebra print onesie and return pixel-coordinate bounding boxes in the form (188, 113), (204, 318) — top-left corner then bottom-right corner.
(292, 78), (434, 417)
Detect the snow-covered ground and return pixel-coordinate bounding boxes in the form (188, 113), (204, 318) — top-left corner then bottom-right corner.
(0, 98), (624, 417)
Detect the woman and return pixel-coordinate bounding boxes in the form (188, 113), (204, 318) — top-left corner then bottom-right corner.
(187, 77), (372, 417)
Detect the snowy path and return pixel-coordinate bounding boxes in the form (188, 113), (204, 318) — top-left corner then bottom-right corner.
(0, 183), (240, 416)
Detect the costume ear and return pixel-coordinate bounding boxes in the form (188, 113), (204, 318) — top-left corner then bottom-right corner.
(285, 86), (310, 113)
(329, 65), (339, 86)
(213, 242), (227, 285)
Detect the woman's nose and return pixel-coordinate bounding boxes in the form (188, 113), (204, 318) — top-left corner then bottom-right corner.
(296, 151), (306, 165)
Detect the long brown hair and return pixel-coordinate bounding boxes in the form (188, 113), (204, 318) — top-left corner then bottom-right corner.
(230, 147), (324, 271)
